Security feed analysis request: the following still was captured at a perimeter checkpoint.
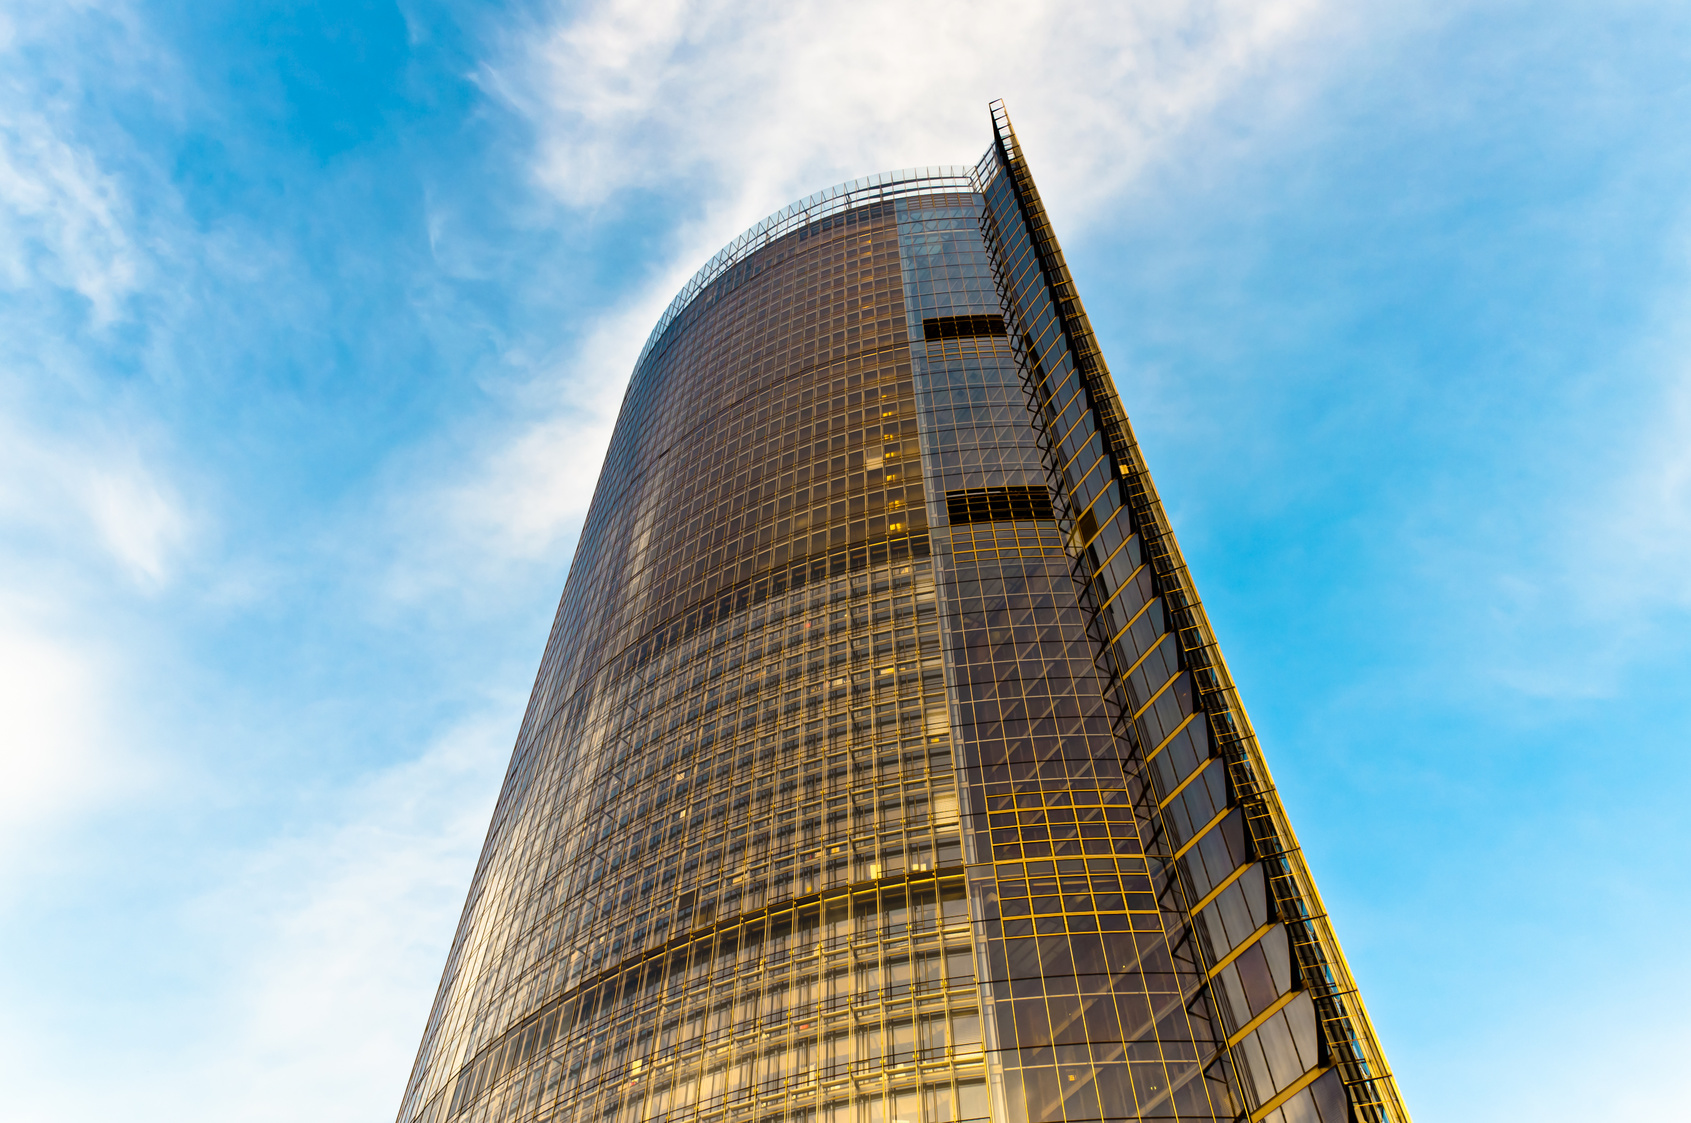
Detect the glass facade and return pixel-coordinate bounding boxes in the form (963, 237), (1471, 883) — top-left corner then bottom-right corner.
(396, 106), (1408, 1123)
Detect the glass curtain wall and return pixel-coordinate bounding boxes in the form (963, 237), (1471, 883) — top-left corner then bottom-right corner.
(968, 103), (1406, 1123)
(395, 112), (1406, 1123)
(895, 190), (1237, 1123)
(397, 169), (991, 1123)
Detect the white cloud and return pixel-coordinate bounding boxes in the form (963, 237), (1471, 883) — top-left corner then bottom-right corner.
(80, 458), (193, 586)
(0, 452), (173, 869)
(382, 299), (652, 598)
(0, 618), (116, 850)
(497, 0), (1330, 227)
(424, 0), (1335, 581)
(0, 415), (193, 590)
(0, 70), (141, 323)
(443, 406), (615, 558)
(0, 714), (506, 1123)
(163, 718), (506, 1123)
(439, 333), (633, 566)
(0, 9), (190, 590)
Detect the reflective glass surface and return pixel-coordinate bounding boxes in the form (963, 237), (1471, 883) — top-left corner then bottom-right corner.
(396, 117), (1405, 1123)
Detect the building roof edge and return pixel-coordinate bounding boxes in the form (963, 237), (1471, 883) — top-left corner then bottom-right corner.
(633, 165), (977, 372)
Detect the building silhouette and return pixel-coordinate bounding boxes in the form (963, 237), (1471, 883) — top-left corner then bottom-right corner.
(396, 103), (1407, 1123)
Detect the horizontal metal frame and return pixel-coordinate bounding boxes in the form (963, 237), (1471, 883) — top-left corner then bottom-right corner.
(635, 167), (975, 372)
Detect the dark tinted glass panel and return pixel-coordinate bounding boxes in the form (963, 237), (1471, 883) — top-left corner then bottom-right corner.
(922, 314), (1006, 339)
(944, 486), (1055, 525)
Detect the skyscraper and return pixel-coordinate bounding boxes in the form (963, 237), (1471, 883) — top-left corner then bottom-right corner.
(396, 103), (1407, 1123)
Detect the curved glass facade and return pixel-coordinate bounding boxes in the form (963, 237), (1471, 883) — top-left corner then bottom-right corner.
(396, 107), (1408, 1123)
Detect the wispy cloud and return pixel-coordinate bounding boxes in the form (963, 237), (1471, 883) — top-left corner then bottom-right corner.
(382, 308), (644, 599)
(498, 0), (1329, 220)
(0, 416), (194, 590)
(0, 4), (148, 325)
(0, 430), (179, 850)
(0, 6), (186, 866)
(1481, 318), (1691, 701)
(1590, 251), (1691, 621)
(0, 715), (506, 1123)
(424, 0), (1337, 588)
(0, 3), (1683, 1122)
(170, 717), (507, 1123)
(0, 5), (193, 591)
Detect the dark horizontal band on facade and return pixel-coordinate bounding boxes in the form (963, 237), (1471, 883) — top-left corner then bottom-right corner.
(652, 427), (925, 601)
(430, 867), (970, 1123)
(576, 387), (927, 702)
(603, 340), (916, 532)
(748, 338), (913, 400)
(945, 486), (1054, 526)
(613, 533), (933, 679)
(641, 199), (907, 372)
(922, 314), (1006, 340)
(658, 340), (912, 456)
(647, 319), (911, 418)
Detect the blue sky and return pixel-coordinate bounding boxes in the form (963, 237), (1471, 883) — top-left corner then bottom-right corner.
(1, 1), (1687, 1120)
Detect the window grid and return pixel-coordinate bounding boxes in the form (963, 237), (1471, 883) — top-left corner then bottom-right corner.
(397, 115), (1397, 1123)
(897, 190), (1235, 1123)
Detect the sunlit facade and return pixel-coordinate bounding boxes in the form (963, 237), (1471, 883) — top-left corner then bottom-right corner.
(396, 104), (1407, 1123)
